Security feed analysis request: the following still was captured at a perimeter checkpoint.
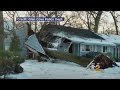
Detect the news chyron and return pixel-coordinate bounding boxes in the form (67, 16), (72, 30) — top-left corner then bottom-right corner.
(16, 17), (64, 21)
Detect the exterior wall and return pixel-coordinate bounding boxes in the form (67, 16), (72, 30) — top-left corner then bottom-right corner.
(96, 45), (102, 52)
(72, 43), (116, 58)
(118, 47), (120, 58)
(118, 46), (120, 58)
(73, 43), (79, 56)
(114, 46), (120, 59)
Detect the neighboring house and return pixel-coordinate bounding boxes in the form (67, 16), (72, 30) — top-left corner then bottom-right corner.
(39, 24), (118, 58)
(4, 22), (28, 58)
(4, 21), (13, 51)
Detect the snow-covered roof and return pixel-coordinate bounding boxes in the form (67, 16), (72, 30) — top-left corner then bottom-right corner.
(97, 34), (120, 45)
(42, 24), (104, 40)
(53, 32), (116, 46)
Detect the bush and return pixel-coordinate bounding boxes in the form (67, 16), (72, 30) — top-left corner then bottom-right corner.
(83, 52), (101, 58)
(0, 50), (14, 60)
(12, 55), (25, 64)
(14, 64), (23, 73)
(0, 59), (14, 77)
(0, 50), (25, 64)
(0, 50), (25, 78)
(112, 58), (120, 62)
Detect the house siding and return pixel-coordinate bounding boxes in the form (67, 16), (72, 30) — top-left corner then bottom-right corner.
(73, 43), (79, 56)
(16, 24), (28, 58)
(72, 43), (117, 58)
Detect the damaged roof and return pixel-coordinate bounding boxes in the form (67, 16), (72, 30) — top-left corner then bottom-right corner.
(41, 24), (105, 40)
(25, 34), (46, 55)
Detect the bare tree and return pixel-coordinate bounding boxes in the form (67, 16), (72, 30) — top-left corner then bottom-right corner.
(87, 11), (103, 33)
(110, 11), (120, 35)
(93, 11), (103, 33)
(25, 11), (64, 33)
(25, 11), (33, 29)
(76, 11), (103, 33)
(39, 11), (65, 31)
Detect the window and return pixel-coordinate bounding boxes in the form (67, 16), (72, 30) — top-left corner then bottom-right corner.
(81, 45), (91, 51)
(103, 46), (107, 53)
(63, 39), (71, 43)
(86, 45), (90, 51)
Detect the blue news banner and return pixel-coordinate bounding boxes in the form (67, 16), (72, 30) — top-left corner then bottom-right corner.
(16, 17), (64, 21)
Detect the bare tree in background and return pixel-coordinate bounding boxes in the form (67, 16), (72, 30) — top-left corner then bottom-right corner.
(26, 11), (33, 29)
(26, 11), (64, 33)
(92, 11), (103, 33)
(87, 11), (103, 33)
(39, 11), (65, 31)
(0, 11), (4, 50)
(76, 11), (103, 33)
(110, 11), (120, 35)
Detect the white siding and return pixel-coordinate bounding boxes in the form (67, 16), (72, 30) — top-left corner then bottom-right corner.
(96, 45), (102, 52)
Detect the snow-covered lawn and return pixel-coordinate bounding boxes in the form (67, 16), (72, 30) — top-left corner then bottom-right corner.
(8, 60), (120, 79)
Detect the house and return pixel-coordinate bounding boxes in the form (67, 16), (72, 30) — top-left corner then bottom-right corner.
(4, 22), (120, 60)
(39, 24), (118, 59)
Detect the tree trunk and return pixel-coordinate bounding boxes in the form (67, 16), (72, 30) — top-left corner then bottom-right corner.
(44, 48), (93, 67)
(87, 13), (91, 30)
(34, 11), (37, 33)
(110, 11), (119, 35)
(94, 11), (103, 33)
(0, 11), (4, 50)
(55, 11), (58, 25)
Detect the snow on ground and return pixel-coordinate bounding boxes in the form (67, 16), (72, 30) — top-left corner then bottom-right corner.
(8, 60), (120, 79)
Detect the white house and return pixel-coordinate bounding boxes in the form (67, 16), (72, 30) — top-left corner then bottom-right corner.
(39, 25), (120, 60)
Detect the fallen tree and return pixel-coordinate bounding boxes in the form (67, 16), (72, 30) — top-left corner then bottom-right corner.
(44, 48), (93, 67)
(87, 54), (119, 69)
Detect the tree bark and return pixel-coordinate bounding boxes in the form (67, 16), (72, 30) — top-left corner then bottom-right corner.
(44, 48), (93, 67)
(0, 11), (4, 50)
(86, 12), (91, 30)
(110, 11), (119, 35)
(94, 11), (103, 33)
(34, 11), (38, 33)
